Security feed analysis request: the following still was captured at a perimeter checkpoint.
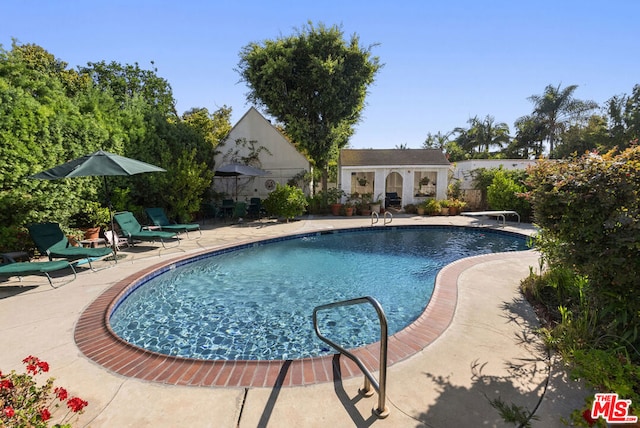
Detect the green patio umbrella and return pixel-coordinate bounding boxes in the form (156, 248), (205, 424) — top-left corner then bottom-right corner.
(31, 150), (166, 254)
(214, 163), (270, 201)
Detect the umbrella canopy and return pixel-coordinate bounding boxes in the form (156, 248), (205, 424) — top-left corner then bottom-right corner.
(31, 150), (166, 255)
(214, 163), (270, 201)
(31, 150), (166, 179)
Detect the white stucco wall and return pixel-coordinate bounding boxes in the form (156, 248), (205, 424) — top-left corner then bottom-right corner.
(452, 159), (537, 190)
(213, 108), (311, 200)
(339, 165), (449, 206)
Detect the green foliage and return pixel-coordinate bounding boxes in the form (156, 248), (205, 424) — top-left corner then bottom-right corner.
(524, 148), (640, 420)
(423, 199), (441, 215)
(0, 41), (230, 237)
(570, 349), (640, 403)
(487, 395), (538, 427)
(69, 201), (111, 228)
(262, 183), (308, 221)
(161, 149), (214, 222)
(237, 21), (381, 189)
(0, 225), (33, 255)
(526, 148), (640, 338)
(486, 169), (532, 220)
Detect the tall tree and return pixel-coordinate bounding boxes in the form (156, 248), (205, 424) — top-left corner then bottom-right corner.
(606, 84), (640, 151)
(512, 114), (546, 158)
(422, 131), (453, 151)
(527, 84), (598, 156)
(237, 22), (381, 191)
(467, 115), (510, 154)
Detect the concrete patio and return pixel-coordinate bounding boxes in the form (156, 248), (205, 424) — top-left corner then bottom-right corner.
(0, 214), (590, 427)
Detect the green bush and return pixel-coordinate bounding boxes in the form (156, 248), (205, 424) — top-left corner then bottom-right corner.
(487, 170), (531, 220)
(262, 183), (308, 221)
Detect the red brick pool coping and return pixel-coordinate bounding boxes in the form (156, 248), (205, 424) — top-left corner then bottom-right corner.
(75, 248), (528, 388)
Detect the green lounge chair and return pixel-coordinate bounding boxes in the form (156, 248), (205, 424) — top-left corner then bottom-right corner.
(0, 259), (76, 288)
(145, 207), (201, 239)
(113, 211), (180, 248)
(27, 223), (114, 271)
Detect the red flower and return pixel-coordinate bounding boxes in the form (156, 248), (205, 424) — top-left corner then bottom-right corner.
(67, 397), (88, 413)
(39, 408), (51, 421)
(1, 379), (13, 390)
(37, 361), (49, 373)
(582, 409), (597, 427)
(55, 386), (68, 401)
(3, 406), (15, 418)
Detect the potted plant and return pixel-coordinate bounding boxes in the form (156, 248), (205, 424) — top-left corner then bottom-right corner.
(357, 176), (368, 187)
(424, 199), (441, 215)
(344, 202), (355, 216)
(449, 199), (467, 215)
(359, 192), (372, 215)
(326, 187), (346, 216)
(370, 193), (383, 214)
(70, 201), (111, 240)
(439, 199), (450, 216)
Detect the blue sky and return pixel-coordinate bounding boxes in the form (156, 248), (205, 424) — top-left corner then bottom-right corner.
(2, 1), (639, 149)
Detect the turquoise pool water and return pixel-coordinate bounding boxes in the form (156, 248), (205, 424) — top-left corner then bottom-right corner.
(109, 226), (528, 361)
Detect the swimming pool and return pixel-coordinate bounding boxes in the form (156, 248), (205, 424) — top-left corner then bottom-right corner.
(109, 226), (528, 361)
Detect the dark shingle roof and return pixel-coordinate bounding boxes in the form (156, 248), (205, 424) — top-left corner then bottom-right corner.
(339, 149), (450, 167)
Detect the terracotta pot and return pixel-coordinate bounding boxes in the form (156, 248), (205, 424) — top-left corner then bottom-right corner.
(345, 207), (354, 216)
(83, 227), (101, 240)
(330, 203), (343, 216)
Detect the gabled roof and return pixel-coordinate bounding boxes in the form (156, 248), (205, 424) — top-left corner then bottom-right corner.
(339, 149), (450, 167)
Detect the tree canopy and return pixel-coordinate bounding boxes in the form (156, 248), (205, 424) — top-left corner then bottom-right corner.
(237, 22), (381, 189)
(0, 41), (231, 252)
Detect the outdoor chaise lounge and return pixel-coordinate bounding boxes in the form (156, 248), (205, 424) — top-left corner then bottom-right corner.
(145, 207), (201, 239)
(113, 211), (180, 248)
(27, 222), (114, 271)
(0, 259), (76, 288)
(461, 210), (521, 227)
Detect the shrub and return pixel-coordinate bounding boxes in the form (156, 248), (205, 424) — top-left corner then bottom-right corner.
(487, 170), (531, 220)
(262, 183), (308, 221)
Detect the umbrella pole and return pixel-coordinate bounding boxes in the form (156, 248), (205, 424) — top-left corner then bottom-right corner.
(104, 176), (118, 257)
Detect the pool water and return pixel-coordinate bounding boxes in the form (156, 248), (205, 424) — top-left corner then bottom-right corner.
(109, 227), (528, 361)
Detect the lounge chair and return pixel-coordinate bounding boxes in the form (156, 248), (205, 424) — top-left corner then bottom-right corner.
(104, 230), (132, 251)
(0, 259), (76, 288)
(113, 211), (180, 248)
(385, 192), (402, 208)
(145, 207), (201, 239)
(27, 222), (114, 271)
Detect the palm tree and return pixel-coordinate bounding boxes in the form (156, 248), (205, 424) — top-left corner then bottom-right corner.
(464, 115), (510, 155)
(513, 114), (546, 158)
(527, 84), (598, 155)
(423, 131), (453, 150)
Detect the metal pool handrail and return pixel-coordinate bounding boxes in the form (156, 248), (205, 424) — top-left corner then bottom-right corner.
(312, 296), (390, 418)
(371, 211), (393, 226)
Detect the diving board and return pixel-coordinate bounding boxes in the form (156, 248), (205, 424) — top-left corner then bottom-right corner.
(461, 211), (520, 227)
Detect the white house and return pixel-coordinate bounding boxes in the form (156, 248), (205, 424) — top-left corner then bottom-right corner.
(212, 107), (311, 201)
(338, 149), (450, 207)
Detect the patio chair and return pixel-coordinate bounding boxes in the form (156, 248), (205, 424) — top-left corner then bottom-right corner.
(247, 198), (264, 220)
(145, 207), (201, 239)
(0, 259), (76, 288)
(27, 222), (114, 271)
(104, 230), (132, 251)
(113, 211), (180, 249)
